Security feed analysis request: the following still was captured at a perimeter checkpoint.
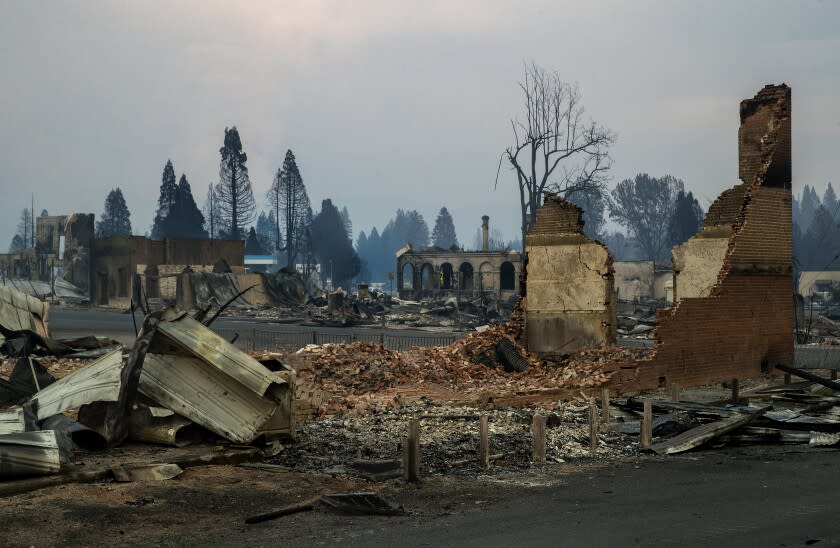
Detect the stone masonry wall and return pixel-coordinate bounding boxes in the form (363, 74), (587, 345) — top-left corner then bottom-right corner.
(525, 196), (615, 355)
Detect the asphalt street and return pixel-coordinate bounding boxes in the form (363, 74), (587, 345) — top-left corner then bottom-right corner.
(280, 447), (840, 548)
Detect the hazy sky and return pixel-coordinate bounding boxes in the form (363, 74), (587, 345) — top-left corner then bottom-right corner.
(1, 0), (838, 249)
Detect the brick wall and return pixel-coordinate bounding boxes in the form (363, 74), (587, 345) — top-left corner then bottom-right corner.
(610, 85), (793, 392)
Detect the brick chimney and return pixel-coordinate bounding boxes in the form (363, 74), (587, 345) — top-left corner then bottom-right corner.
(481, 215), (490, 251)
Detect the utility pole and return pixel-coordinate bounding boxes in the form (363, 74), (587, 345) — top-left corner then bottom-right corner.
(31, 193), (35, 250)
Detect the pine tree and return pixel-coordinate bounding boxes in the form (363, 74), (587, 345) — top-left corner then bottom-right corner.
(431, 207), (459, 249)
(405, 210), (430, 248)
(340, 206), (352, 240)
(215, 127), (256, 239)
(151, 160), (178, 239)
(203, 183), (220, 239)
(799, 184), (820, 233)
(170, 174), (207, 238)
(255, 210), (276, 251)
(824, 183), (838, 219)
(245, 227), (265, 255)
(8, 234), (24, 253)
(96, 188), (132, 237)
(267, 149), (311, 266)
(15, 207), (34, 249)
(667, 190), (704, 247)
(310, 199), (361, 287)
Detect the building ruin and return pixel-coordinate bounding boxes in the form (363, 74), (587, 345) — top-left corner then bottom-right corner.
(522, 84), (793, 390)
(396, 216), (522, 301)
(523, 197), (615, 354)
(618, 84), (793, 390)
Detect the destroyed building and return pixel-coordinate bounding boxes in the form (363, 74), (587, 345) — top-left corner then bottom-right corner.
(522, 84), (793, 391)
(614, 84), (794, 390)
(396, 216), (522, 300)
(0, 214), (94, 294)
(613, 261), (673, 303)
(91, 236), (244, 307)
(523, 197), (616, 354)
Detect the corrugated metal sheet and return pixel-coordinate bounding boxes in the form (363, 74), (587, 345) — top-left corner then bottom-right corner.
(136, 309), (292, 444)
(0, 430), (63, 477)
(31, 349), (123, 420)
(155, 309), (282, 398)
(0, 407), (25, 435)
(139, 354), (279, 443)
(0, 285), (50, 338)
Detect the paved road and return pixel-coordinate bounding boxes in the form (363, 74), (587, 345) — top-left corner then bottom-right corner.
(275, 447), (840, 548)
(47, 307), (459, 346)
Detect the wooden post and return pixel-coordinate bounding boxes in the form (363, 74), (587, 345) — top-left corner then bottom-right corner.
(731, 378), (739, 403)
(589, 401), (599, 453)
(531, 414), (546, 464)
(641, 401), (653, 449)
(402, 420), (420, 482)
(600, 387), (610, 423)
(784, 373), (791, 385)
(479, 416), (489, 469)
(670, 383), (680, 402)
(832, 370), (838, 381)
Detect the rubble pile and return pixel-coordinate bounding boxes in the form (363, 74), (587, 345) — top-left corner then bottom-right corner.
(272, 402), (637, 475)
(292, 321), (647, 415)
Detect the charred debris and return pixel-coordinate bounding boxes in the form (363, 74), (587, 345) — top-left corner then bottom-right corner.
(2, 84), (834, 500)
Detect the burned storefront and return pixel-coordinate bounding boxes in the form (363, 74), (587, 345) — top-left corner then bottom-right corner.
(91, 236), (245, 307)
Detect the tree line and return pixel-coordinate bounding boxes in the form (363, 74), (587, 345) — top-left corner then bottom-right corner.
(793, 183), (840, 271)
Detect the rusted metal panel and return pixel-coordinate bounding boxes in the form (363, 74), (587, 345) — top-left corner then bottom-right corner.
(31, 349), (124, 420)
(0, 430), (64, 477)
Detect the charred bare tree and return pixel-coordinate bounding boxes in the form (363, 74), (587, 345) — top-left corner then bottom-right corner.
(497, 62), (614, 242)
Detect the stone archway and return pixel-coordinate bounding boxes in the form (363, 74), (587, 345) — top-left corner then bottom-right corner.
(459, 262), (474, 291)
(400, 263), (415, 290)
(420, 263), (435, 290)
(500, 261), (515, 290)
(440, 262), (454, 289)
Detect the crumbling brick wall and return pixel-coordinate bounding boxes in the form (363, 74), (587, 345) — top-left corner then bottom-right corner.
(610, 84), (793, 392)
(524, 196), (615, 355)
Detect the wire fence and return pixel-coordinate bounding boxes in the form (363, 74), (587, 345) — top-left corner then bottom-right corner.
(213, 328), (461, 353)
